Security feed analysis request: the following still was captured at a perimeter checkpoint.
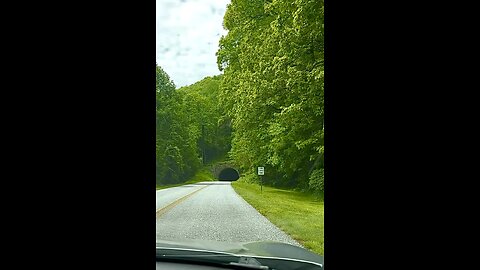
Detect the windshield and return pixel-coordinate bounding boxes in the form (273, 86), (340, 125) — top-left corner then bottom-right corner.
(156, 0), (324, 268)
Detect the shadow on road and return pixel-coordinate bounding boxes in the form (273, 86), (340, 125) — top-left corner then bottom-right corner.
(187, 181), (232, 186)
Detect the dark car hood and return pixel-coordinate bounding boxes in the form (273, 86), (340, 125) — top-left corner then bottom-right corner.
(156, 238), (324, 266)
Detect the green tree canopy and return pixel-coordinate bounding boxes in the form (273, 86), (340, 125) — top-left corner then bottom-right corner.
(156, 65), (231, 185)
(216, 0), (324, 191)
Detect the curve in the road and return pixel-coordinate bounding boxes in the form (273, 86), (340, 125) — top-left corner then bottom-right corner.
(156, 181), (302, 247)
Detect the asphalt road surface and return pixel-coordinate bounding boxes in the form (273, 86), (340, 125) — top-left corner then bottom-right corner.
(156, 181), (302, 247)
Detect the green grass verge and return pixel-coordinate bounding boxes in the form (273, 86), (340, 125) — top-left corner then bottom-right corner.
(156, 167), (215, 190)
(231, 179), (324, 255)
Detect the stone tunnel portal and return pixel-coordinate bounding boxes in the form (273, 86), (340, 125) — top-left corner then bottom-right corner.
(218, 167), (240, 181)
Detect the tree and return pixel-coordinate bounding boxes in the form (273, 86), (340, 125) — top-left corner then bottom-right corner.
(217, 0), (324, 190)
(179, 75), (232, 164)
(155, 66), (231, 185)
(156, 64), (201, 184)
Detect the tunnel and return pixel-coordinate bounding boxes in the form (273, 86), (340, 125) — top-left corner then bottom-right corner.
(218, 167), (240, 181)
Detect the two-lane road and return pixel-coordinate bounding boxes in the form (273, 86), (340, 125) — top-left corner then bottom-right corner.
(156, 181), (301, 247)
(156, 183), (206, 210)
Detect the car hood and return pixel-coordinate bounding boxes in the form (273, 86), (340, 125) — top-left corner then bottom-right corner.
(156, 238), (323, 266)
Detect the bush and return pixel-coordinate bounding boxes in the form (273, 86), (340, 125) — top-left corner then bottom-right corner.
(308, 168), (324, 193)
(240, 172), (261, 184)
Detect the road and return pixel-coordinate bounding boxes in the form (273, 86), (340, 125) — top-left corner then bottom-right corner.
(156, 181), (302, 247)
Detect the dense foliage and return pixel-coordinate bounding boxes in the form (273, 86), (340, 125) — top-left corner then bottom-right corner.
(216, 0), (324, 192)
(178, 75), (232, 164)
(156, 65), (231, 185)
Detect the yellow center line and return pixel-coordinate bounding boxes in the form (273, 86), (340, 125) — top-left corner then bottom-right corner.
(156, 185), (208, 219)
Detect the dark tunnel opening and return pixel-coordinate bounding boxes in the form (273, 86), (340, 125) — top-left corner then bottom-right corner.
(218, 168), (240, 181)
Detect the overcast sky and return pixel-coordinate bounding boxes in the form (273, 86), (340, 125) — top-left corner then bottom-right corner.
(156, 0), (230, 88)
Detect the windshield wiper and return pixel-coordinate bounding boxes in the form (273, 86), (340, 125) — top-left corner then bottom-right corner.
(229, 256), (270, 269)
(158, 253), (270, 269)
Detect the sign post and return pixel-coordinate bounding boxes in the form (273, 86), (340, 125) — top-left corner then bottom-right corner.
(257, 166), (264, 193)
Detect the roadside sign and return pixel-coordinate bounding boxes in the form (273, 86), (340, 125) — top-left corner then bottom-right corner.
(257, 167), (264, 176)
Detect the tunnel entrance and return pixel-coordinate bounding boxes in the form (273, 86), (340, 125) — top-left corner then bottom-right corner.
(218, 167), (240, 181)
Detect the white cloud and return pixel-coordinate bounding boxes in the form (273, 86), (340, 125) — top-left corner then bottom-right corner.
(156, 0), (230, 88)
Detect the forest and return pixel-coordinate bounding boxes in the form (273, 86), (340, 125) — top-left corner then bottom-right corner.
(156, 0), (324, 194)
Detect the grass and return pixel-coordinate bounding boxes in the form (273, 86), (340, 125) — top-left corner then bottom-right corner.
(156, 167), (215, 190)
(231, 179), (324, 255)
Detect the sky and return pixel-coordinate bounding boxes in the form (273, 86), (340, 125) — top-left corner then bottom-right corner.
(156, 0), (231, 88)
